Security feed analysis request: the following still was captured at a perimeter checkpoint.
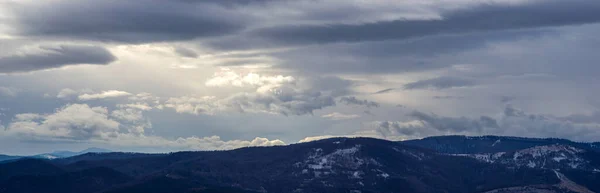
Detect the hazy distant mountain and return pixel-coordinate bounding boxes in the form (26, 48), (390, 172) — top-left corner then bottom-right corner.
(1, 136), (599, 193)
(0, 155), (21, 162)
(37, 147), (113, 158)
(0, 147), (112, 162)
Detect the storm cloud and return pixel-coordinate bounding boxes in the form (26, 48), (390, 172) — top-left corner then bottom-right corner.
(254, 0), (600, 45)
(0, 45), (116, 73)
(8, 0), (248, 43)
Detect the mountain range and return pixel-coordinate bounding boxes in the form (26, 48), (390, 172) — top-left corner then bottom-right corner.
(1, 136), (599, 193)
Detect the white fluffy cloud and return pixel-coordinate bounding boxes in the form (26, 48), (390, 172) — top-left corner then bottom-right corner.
(117, 103), (154, 111)
(6, 104), (121, 141)
(165, 85), (336, 116)
(56, 88), (134, 101)
(321, 112), (360, 120)
(78, 90), (132, 101)
(205, 68), (295, 90)
(172, 136), (285, 151)
(164, 96), (222, 115)
(2, 103), (285, 150)
(56, 88), (80, 99)
(165, 70), (338, 116)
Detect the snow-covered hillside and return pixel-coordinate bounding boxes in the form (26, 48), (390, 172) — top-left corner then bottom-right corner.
(452, 144), (598, 171)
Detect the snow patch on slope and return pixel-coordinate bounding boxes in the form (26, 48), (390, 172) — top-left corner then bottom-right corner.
(296, 145), (381, 180)
(492, 139), (501, 147)
(451, 145), (590, 170)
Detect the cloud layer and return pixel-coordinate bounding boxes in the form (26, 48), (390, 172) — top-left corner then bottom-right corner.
(8, 0), (247, 43)
(1, 0), (600, 153)
(0, 45), (116, 73)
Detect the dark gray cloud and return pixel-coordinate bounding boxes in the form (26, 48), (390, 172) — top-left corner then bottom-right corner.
(165, 87), (337, 116)
(176, 0), (281, 6)
(387, 105), (600, 142)
(376, 121), (421, 137)
(433, 96), (465, 100)
(0, 45), (116, 73)
(298, 76), (355, 97)
(409, 111), (499, 133)
(339, 96), (380, 108)
(500, 96), (516, 103)
(561, 111), (600, 124)
(228, 90), (336, 116)
(174, 47), (198, 58)
(254, 0), (600, 45)
(404, 76), (476, 90)
(259, 29), (548, 74)
(10, 1), (248, 43)
(503, 105), (528, 117)
(373, 88), (394, 94)
(497, 106), (600, 141)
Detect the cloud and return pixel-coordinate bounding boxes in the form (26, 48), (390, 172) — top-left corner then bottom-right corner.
(408, 111), (500, 133)
(117, 103), (154, 111)
(78, 90), (132, 101)
(373, 120), (428, 139)
(2, 103), (285, 150)
(433, 96), (465, 100)
(226, 88), (336, 116)
(0, 45), (116, 73)
(8, 0), (248, 43)
(373, 88), (394, 94)
(164, 72), (348, 116)
(111, 108), (145, 123)
(321, 112), (360, 120)
(561, 111), (600, 124)
(3, 0), (599, 153)
(500, 96), (517, 103)
(174, 46), (198, 58)
(205, 68), (295, 89)
(56, 88), (80, 99)
(257, 29), (548, 74)
(101, 134), (286, 151)
(6, 104), (121, 141)
(0, 87), (19, 97)
(253, 0), (600, 45)
(339, 96), (380, 108)
(497, 105), (600, 142)
(170, 136), (285, 151)
(404, 76), (476, 90)
(165, 85), (336, 116)
(164, 96), (222, 115)
(128, 93), (162, 109)
(347, 105), (600, 142)
(297, 135), (351, 143)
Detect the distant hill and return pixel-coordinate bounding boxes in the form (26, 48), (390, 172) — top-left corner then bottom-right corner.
(1, 136), (599, 193)
(0, 155), (21, 162)
(0, 147), (112, 162)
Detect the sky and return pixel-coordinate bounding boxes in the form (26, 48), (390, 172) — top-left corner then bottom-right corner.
(1, 0), (600, 155)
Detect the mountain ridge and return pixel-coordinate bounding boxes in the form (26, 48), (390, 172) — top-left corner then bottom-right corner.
(2, 136), (599, 193)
